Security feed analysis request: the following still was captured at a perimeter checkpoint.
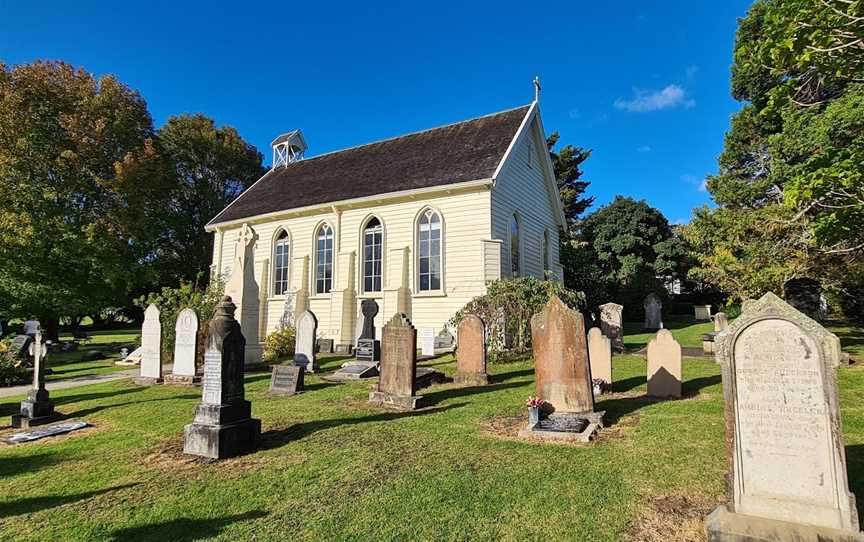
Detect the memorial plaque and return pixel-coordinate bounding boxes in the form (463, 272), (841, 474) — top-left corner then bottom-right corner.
(201, 348), (223, 405)
(317, 338), (334, 354)
(4, 421), (89, 445)
(707, 292), (863, 540)
(356, 338), (379, 362)
(269, 365), (304, 395)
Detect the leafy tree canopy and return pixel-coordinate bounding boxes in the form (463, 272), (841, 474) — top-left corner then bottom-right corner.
(546, 132), (593, 226)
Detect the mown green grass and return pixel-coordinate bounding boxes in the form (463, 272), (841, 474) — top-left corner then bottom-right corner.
(0, 322), (863, 541)
(45, 329), (138, 382)
(623, 318), (714, 351)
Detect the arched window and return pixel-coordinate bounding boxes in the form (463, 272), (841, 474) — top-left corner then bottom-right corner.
(510, 214), (521, 277)
(315, 223), (333, 294)
(542, 229), (550, 274)
(362, 217), (383, 293)
(273, 230), (290, 295)
(417, 209), (442, 291)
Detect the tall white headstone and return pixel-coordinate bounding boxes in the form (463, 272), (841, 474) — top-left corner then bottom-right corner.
(419, 327), (436, 357)
(294, 310), (319, 373)
(643, 293), (663, 330)
(173, 308), (199, 377)
(707, 292), (863, 540)
(139, 304), (162, 383)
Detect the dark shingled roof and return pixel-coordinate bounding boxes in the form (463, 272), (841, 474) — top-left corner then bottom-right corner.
(208, 105), (531, 225)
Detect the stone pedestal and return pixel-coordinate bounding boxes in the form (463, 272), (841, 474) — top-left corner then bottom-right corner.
(706, 506), (864, 542)
(183, 296), (261, 460)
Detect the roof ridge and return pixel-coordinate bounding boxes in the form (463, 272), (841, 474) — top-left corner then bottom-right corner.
(275, 103), (532, 167)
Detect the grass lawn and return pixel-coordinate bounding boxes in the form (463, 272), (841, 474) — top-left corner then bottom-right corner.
(1, 322), (864, 541)
(623, 318), (714, 351)
(45, 329), (138, 382)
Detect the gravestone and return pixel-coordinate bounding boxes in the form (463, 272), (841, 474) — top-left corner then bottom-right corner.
(599, 302), (624, 352)
(356, 299), (381, 363)
(643, 293), (663, 330)
(520, 297), (603, 442)
(183, 296), (261, 459)
(694, 304), (712, 321)
(167, 308), (199, 385)
(647, 329), (682, 398)
(294, 310), (319, 373)
(11, 330), (58, 429)
(419, 327), (436, 357)
(9, 335), (32, 365)
(137, 304), (163, 384)
(269, 364), (304, 396)
(714, 312), (729, 333)
(279, 295), (295, 329)
(784, 277), (822, 321)
(434, 328), (455, 349)
(587, 327), (612, 388)
(706, 292), (864, 541)
(369, 313), (421, 410)
(317, 338), (333, 354)
(4, 421), (89, 445)
(454, 315), (488, 386)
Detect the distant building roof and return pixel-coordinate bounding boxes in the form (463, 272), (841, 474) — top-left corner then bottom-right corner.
(208, 104), (531, 226)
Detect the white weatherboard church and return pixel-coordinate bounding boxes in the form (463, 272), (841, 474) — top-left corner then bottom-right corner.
(206, 92), (566, 364)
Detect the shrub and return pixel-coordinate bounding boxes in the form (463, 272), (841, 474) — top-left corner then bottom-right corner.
(264, 326), (296, 363)
(0, 339), (28, 386)
(449, 277), (585, 361)
(135, 276), (224, 364)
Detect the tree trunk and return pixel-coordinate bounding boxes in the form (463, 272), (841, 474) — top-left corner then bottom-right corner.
(42, 316), (60, 342)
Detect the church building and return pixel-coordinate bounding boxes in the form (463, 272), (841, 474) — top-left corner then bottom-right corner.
(206, 96), (566, 363)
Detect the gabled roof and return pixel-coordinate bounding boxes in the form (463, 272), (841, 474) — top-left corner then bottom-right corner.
(207, 105), (532, 226)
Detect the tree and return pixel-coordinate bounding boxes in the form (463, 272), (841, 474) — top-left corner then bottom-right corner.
(690, 0), (864, 318)
(572, 196), (685, 311)
(546, 132), (593, 226)
(156, 114), (264, 285)
(0, 61), (172, 338)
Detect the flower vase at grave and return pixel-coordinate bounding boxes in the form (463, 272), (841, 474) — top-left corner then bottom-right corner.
(528, 406), (540, 426)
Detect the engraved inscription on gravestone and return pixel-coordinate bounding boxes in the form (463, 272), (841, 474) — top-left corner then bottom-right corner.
(201, 348), (222, 405)
(269, 365), (304, 395)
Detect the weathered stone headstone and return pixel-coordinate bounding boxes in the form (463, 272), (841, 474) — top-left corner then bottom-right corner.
(454, 315), (488, 386)
(694, 304), (712, 321)
(137, 304), (163, 384)
(521, 297), (603, 442)
(317, 338), (333, 354)
(269, 364), (304, 396)
(419, 327), (436, 357)
(11, 330), (57, 429)
(183, 296), (261, 459)
(369, 313), (421, 410)
(167, 308), (199, 385)
(784, 277), (823, 321)
(587, 327), (612, 388)
(599, 302), (624, 352)
(9, 335), (32, 365)
(434, 328), (455, 349)
(646, 329), (681, 398)
(356, 299), (380, 362)
(294, 310), (319, 373)
(714, 312), (729, 333)
(643, 293), (663, 330)
(706, 292), (864, 541)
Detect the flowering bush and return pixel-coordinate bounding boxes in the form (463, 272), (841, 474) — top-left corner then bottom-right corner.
(263, 326), (296, 363)
(525, 396), (545, 409)
(0, 339), (28, 386)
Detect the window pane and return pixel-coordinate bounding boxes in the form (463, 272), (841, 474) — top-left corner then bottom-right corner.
(419, 257), (429, 274)
(420, 275), (429, 290)
(430, 275), (440, 290)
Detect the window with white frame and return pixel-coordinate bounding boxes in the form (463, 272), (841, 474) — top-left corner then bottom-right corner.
(273, 230), (290, 295)
(417, 209), (442, 291)
(510, 214), (521, 277)
(315, 223), (333, 294)
(362, 217), (383, 293)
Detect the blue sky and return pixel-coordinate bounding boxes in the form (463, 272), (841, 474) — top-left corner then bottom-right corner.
(0, 0), (753, 223)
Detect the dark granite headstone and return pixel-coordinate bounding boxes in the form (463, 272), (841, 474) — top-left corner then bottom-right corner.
(356, 299), (380, 362)
(9, 335), (32, 364)
(183, 296), (261, 459)
(317, 338), (333, 354)
(269, 364), (304, 396)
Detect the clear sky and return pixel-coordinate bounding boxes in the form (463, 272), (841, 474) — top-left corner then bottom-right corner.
(0, 0), (753, 223)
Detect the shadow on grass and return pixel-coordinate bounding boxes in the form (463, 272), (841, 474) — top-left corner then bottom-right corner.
(1, 483), (139, 520)
(260, 403), (467, 449)
(62, 394), (200, 419)
(0, 450), (67, 478)
(490, 368), (534, 384)
(0, 386), (148, 418)
(422, 381), (527, 407)
(107, 510), (267, 542)
(599, 374), (721, 426)
(846, 444), (864, 520)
